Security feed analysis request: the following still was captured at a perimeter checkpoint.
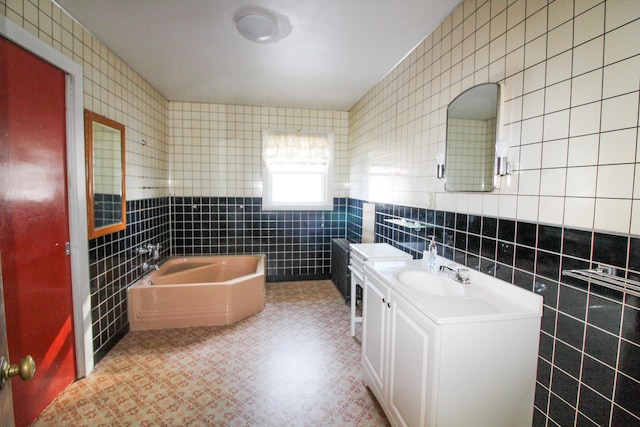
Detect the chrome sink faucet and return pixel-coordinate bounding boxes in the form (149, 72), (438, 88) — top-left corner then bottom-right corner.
(439, 265), (471, 284)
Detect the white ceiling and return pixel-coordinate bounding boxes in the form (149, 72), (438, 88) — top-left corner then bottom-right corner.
(55, 0), (461, 111)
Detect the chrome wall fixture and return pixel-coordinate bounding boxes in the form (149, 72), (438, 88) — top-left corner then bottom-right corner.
(563, 265), (640, 298)
(136, 242), (162, 272)
(436, 152), (446, 180)
(495, 139), (512, 176)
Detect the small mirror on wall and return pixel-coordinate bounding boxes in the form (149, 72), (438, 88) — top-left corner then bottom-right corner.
(445, 83), (500, 192)
(84, 110), (126, 239)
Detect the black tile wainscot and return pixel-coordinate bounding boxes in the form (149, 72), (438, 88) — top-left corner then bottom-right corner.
(89, 197), (170, 364)
(170, 197), (348, 282)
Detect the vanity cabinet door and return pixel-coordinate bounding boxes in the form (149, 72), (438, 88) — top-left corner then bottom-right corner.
(387, 290), (437, 427)
(361, 275), (389, 396)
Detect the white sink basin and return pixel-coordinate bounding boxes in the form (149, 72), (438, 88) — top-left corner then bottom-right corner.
(393, 269), (465, 296)
(366, 258), (543, 324)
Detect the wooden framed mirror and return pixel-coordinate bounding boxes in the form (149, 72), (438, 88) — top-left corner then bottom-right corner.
(84, 110), (126, 239)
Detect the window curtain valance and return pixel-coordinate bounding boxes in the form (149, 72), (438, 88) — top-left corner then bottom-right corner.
(262, 130), (332, 166)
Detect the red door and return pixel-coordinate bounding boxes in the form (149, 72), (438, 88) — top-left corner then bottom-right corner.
(0, 36), (77, 427)
(0, 256), (16, 427)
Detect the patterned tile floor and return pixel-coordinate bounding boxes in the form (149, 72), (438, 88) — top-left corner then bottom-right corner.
(33, 281), (389, 426)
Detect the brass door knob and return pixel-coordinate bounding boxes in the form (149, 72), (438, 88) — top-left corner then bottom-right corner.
(0, 355), (36, 389)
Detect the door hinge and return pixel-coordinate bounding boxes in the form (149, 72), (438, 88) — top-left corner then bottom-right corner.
(65, 242), (71, 255)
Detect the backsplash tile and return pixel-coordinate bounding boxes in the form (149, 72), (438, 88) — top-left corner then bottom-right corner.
(556, 313), (585, 350)
(615, 374), (640, 419)
(588, 294), (622, 335)
(581, 355), (615, 397)
(593, 232), (628, 269)
(498, 219), (516, 242)
(563, 228), (593, 260)
(558, 285), (588, 320)
(577, 385), (610, 427)
(618, 340), (640, 382)
(551, 369), (579, 409)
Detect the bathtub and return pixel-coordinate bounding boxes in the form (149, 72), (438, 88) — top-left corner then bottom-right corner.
(127, 255), (265, 331)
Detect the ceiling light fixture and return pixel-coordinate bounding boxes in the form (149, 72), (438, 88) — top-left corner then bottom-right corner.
(235, 9), (279, 43)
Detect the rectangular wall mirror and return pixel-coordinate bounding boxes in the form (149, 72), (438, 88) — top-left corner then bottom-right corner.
(445, 83), (500, 192)
(85, 109), (126, 239)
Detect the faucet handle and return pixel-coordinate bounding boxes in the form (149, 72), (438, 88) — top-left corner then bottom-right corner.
(142, 262), (159, 272)
(439, 265), (471, 284)
(136, 246), (150, 255)
(457, 268), (470, 284)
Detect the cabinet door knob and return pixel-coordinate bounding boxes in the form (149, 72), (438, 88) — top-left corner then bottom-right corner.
(382, 297), (386, 303)
(387, 302), (391, 308)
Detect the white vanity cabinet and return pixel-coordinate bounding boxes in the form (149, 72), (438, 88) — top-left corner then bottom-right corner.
(349, 243), (412, 336)
(387, 289), (439, 427)
(362, 272), (436, 427)
(361, 271), (388, 393)
(362, 260), (542, 427)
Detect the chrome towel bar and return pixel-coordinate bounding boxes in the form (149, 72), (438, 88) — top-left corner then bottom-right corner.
(562, 265), (640, 298)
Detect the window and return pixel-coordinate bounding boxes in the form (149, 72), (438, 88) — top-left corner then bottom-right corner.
(262, 129), (334, 210)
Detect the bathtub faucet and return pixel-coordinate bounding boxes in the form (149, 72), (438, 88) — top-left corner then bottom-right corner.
(150, 243), (162, 261)
(142, 262), (159, 272)
(136, 243), (162, 260)
(135, 245), (152, 256)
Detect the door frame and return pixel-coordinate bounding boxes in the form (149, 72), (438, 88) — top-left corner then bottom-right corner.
(0, 15), (93, 377)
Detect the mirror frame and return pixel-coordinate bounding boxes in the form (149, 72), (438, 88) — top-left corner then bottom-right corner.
(84, 109), (126, 239)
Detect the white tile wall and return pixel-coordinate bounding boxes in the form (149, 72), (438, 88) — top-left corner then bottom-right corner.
(1, 0), (170, 201)
(567, 134), (599, 167)
(349, 0), (640, 236)
(168, 103), (349, 198)
(603, 55), (640, 98)
(564, 196), (595, 229)
(5, 0), (640, 237)
(575, 38), (603, 76)
(595, 198), (631, 233)
(600, 129), (636, 164)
